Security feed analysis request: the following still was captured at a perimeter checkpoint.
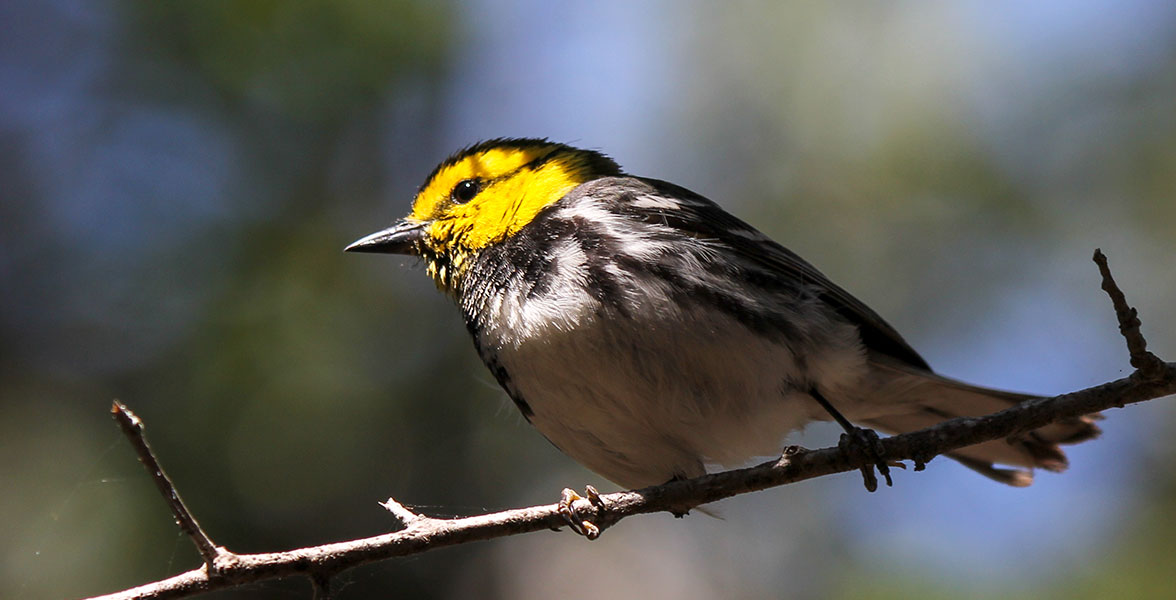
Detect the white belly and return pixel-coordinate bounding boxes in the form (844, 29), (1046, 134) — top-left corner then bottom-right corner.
(486, 300), (867, 489)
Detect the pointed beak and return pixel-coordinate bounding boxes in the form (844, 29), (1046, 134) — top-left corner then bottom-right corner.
(344, 220), (426, 255)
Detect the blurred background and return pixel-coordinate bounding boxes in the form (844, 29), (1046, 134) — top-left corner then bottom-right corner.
(3, 1), (1176, 598)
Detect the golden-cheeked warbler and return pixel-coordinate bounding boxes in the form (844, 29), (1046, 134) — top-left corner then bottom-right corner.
(347, 138), (1100, 493)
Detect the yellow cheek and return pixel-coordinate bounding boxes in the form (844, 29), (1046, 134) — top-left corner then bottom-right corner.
(415, 151), (595, 272)
(455, 167), (584, 249)
(411, 146), (557, 222)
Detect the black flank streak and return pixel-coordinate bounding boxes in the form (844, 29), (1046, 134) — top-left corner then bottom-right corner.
(470, 333), (533, 420)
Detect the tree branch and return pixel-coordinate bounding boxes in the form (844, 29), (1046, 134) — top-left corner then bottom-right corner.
(1093, 248), (1167, 379)
(86, 250), (1176, 600)
(109, 402), (226, 568)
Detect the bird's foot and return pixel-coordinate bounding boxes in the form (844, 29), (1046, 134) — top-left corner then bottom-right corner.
(558, 485), (605, 540)
(839, 427), (893, 492)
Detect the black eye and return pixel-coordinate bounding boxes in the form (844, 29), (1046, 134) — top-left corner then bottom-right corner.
(451, 178), (481, 204)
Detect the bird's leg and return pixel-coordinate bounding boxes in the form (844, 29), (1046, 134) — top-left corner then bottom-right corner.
(558, 485), (605, 539)
(809, 388), (893, 492)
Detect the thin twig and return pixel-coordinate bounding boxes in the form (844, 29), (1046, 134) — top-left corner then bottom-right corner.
(110, 401), (225, 568)
(379, 497), (426, 528)
(1094, 249), (1166, 379)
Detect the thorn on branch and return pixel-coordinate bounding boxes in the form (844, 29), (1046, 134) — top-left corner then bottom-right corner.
(110, 401), (228, 569)
(1093, 249), (1166, 379)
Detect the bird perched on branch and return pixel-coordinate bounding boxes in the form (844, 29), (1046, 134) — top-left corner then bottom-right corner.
(347, 138), (1100, 492)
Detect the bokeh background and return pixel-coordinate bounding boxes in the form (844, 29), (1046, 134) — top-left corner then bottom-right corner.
(4, 1), (1176, 598)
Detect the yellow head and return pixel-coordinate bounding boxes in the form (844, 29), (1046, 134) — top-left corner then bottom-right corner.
(345, 138), (622, 290)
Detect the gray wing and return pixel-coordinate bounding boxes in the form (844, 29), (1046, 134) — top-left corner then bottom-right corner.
(620, 177), (931, 371)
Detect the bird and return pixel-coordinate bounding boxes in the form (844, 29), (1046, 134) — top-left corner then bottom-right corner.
(346, 137), (1100, 493)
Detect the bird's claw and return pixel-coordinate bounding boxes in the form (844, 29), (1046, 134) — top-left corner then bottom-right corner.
(558, 485), (605, 539)
(839, 427), (892, 492)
